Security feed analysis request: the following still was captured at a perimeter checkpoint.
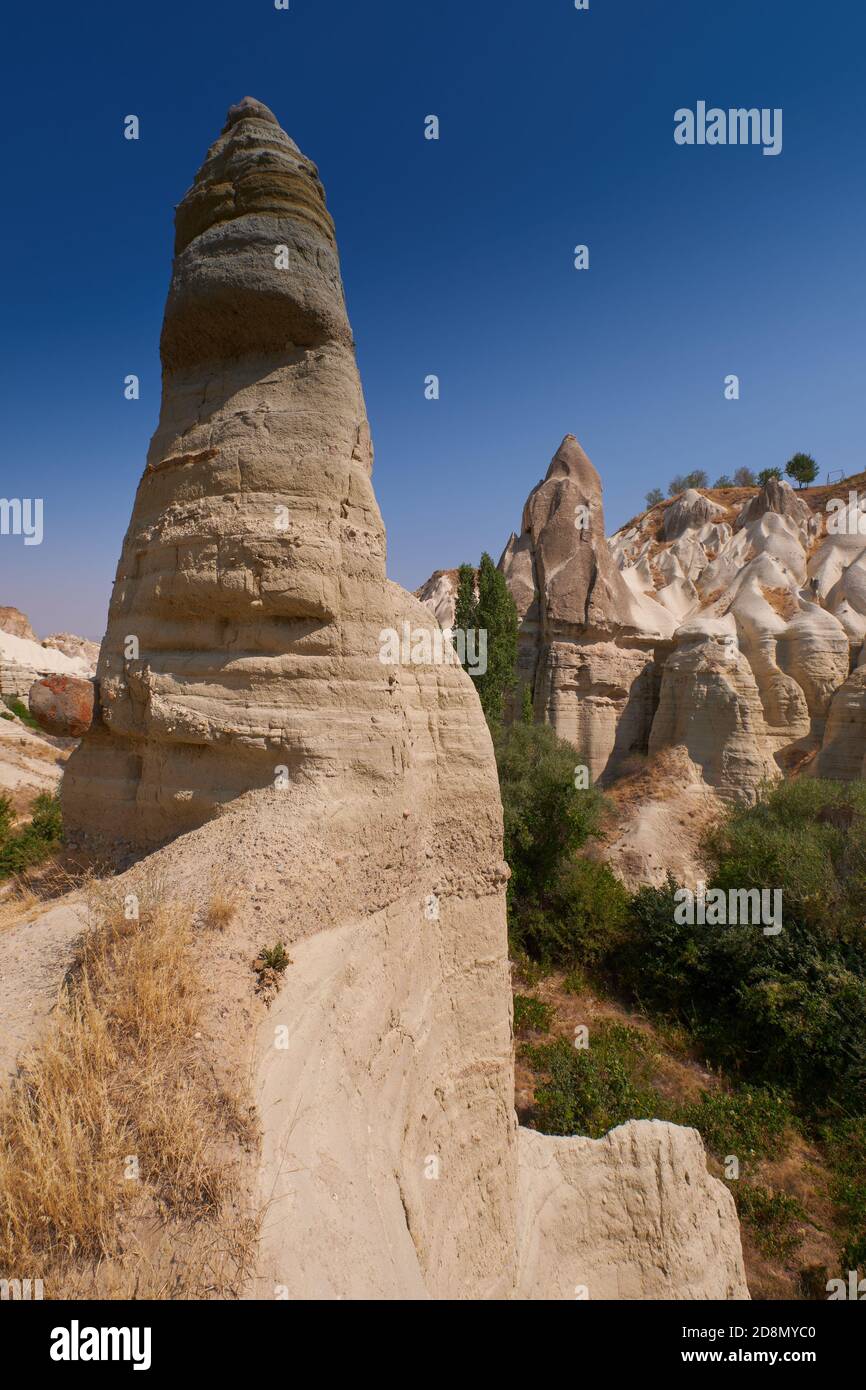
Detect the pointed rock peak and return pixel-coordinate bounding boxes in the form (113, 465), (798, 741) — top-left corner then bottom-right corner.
(172, 96), (335, 266)
(736, 475), (812, 530)
(222, 96), (279, 131)
(662, 488), (727, 541)
(544, 434), (601, 494)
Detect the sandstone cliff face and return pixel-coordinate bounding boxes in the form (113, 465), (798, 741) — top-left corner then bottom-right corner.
(517, 1123), (747, 1300)
(59, 101), (745, 1300)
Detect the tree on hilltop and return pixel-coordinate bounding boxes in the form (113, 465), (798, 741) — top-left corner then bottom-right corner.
(757, 467), (783, 485)
(785, 453), (818, 488)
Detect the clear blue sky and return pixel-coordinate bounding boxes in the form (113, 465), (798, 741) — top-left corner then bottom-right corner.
(1, 0), (864, 637)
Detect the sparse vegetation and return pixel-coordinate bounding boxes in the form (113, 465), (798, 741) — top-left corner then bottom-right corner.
(513, 994), (553, 1034)
(2, 696), (40, 730)
(678, 1086), (794, 1169)
(0, 884), (257, 1297)
(203, 887), (238, 931)
(523, 1023), (661, 1138)
(668, 469), (709, 495)
(735, 1185), (807, 1262)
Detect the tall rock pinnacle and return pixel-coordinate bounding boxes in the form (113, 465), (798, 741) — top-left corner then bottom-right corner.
(64, 98), (388, 841)
(61, 103), (519, 1298)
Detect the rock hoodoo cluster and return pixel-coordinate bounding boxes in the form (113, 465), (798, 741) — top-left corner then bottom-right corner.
(421, 440), (866, 804)
(52, 100), (746, 1299)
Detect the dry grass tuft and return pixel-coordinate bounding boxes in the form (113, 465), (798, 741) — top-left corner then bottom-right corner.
(201, 885), (239, 932)
(0, 878), (258, 1298)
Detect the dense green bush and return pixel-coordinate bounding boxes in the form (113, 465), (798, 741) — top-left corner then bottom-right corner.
(678, 1086), (794, 1168)
(0, 792), (63, 879)
(523, 1023), (661, 1137)
(495, 722), (626, 963)
(612, 781), (866, 1115)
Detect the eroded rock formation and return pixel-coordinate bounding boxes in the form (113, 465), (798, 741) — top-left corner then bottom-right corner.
(415, 444), (864, 805)
(59, 101), (745, 1300)
(498, 436), (675, 783)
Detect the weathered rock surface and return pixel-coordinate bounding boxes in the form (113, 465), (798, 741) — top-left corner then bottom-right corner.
(516, 1122), (749, 1300)
(28, 674), (95, 739)
(55, 101), (746, 1301)
(417, 460), (864, 804)
(0, 607), (37, 641)
(0, 620), (96, 700)
(414, 568), (459, 628)
(497, 436), (674, 783)
(41, 632), (100, 668)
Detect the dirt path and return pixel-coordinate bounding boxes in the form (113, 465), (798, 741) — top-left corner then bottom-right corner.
(0, 899), (87, 1077)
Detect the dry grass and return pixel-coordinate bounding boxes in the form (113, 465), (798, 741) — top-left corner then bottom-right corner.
(760, 585), (800, 620)
(0, 853), (110, 934)
(201, 884), (239, 932)
(0, 878), (258, 1298)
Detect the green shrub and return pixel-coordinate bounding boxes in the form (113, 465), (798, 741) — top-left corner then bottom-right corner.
(495, 723), (624, 965)
(513, 994), (553, 1034)
(0, 792), (63, 880)
(257, 942), (290, 973)
(611, 782), (866, 1116)
(2, 697), (39, 730)
(735, 1184), (806, 1261)
(677, 1086), (794, 1168)
(524, 1023), (663, 1138)
(496, 722), (604, 906)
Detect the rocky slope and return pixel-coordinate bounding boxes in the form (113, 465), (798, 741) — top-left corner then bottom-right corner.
(45, 100), (745, 1299)
(0, 610), (96, 807)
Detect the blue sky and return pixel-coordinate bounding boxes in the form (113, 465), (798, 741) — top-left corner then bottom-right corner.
(1, 0), (864, 637)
